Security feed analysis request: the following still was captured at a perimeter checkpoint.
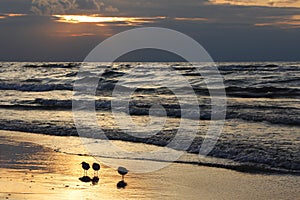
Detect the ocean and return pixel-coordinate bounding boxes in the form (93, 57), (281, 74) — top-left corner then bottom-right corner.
(0, 62), (299, 173)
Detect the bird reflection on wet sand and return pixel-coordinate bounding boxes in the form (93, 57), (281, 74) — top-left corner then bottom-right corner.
(79, 176), (92, 183)
(92, 176), (100, 185)
(79, 162), (100, 185)
(117, 180), (127, 189)
(79, 176), (100, 185)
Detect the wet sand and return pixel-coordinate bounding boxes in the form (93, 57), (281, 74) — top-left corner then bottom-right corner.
(0, 130), (299, 200)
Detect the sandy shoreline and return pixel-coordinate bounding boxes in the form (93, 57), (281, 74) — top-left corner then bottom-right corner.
(0, 130), (299, 200)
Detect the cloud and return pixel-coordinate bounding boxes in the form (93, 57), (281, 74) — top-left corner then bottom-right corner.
(105, 5), (119, 12)
(1, 0), (300, 62)
(30, 0), (119, 15)
(31, 0), (78, 15)
(208, 0), (300, 8)
(75, 0), (102, 10)
(0, 13), (27, 19)
(255, 15), (300, 28)
(174, 17), (209, 21)
(59, 32), (96, 37)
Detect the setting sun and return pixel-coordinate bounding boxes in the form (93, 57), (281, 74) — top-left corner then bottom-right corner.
(53, 15), (166, 26)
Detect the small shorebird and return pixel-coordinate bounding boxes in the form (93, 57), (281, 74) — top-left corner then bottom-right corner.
(118, 166), (128, 181)
(92, 163), (100, 177)
(81, 162), (90, 176)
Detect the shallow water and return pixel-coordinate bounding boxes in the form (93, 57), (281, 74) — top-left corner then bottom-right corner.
(0, 131), (299, 200)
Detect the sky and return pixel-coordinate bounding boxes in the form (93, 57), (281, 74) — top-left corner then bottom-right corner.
(0, 0), (300, 62)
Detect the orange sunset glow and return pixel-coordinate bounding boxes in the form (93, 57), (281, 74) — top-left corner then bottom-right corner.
(209, 0), (300, 8)
(255, 15), (300, 28)
(53, 15), (166, 26)
(174, 17), (208, 21)
(0, 13), (27, 19)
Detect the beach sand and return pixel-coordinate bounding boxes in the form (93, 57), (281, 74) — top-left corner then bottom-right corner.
(0, 130), (299, 200)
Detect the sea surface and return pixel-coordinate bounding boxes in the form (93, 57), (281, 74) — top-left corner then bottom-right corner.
(0, 62), (299, 173)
